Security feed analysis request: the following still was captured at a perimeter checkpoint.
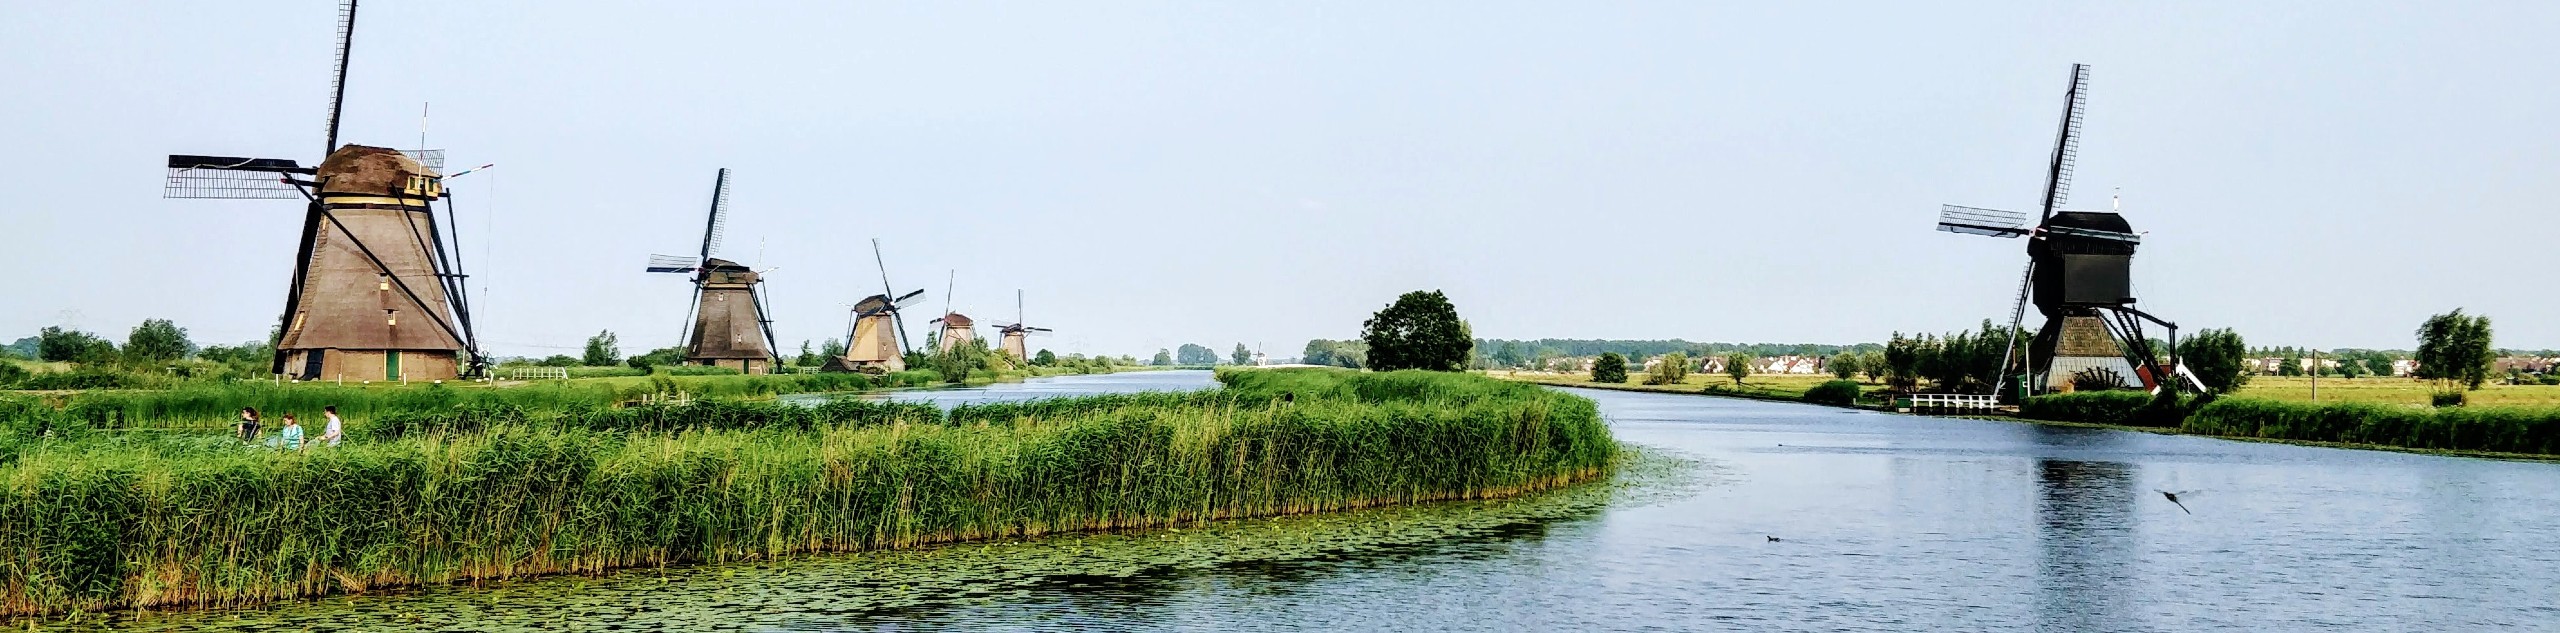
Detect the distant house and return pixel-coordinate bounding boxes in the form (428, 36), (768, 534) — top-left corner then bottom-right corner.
(2494, 357), (2554, 374)
(2392, 359), (2420, 377)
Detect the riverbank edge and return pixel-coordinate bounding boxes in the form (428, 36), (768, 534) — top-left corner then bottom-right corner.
(1509, 375), (2560, 463)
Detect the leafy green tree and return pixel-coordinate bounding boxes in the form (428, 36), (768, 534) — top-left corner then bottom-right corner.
(793, 340), (821, 367)
(1644, 352), (1690, 385)
(1723, 352), (1755, 386)
(37, 327), (115, 364)
(2415, 309), (2495, 391)
(1491, 342), (1524, 369)
(821, 338), (848, 358)
(1860, 350), (1887, 384)
(1591, 352), (1628, 383)
(1231, 343), (1253, 365)
(1360, 290), (1472, 372)
(1302, 339), (1367, 369)
(2335, 359), (2365, 379)
(1152, 349), (1174, 366)
(583, 330), (622, 366)
(1034, 349), (1057, 366)
(1176, 343), (1217, 365)
(625, 346), (686, 371)
(1827, 353), (1859, 380)
(2174, 328), (2249, 394)
(2277, 352), (2303, 377)
(123, 319), (194, 363)
(1883, 333), (1924, 391)
(537, 355), (580, 367)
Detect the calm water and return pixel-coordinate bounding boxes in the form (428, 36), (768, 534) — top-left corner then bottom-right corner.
(77, 371), (2560, 631)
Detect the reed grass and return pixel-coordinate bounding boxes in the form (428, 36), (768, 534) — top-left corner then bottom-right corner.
(2182, 398), (2560, 454)
(12, 372), (939, 433)
(0, 368), (1613, 615)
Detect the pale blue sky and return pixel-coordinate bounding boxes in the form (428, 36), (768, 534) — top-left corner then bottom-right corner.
(4, 1), (2554, 358)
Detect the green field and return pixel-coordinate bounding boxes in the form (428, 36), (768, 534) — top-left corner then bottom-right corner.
(2231, 376), (2560, 406)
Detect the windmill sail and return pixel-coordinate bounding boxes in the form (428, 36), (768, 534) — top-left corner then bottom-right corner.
(2037, 64), (2089, 222)
(164, 156), (312, 199)
(1936, 205), (2033, 238)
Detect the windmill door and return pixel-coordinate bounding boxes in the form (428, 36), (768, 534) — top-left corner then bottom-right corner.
(385, 352), (402, 381)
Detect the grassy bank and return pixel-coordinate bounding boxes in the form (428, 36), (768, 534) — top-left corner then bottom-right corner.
(2231, 376), (2560, 407)
(2, 371), (945, 433)
(0, 368), (1613, 616)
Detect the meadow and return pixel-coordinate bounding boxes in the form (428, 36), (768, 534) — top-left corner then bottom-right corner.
(2230, 375), (2560, 406)
(0, 369), (1614, 616)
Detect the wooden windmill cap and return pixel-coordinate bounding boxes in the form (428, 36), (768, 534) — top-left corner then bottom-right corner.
(940, 313), (973, 326)
(317, 145), (436, 194)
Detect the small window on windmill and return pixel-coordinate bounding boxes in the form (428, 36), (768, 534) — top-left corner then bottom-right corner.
(386, 310), (399, 326)
(378, 275), (390, 291)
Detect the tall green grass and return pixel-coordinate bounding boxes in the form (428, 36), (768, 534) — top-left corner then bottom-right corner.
(12, 372), (939, 432)
(0, 368), (1613, 615)
(2183, 398), (2560, 454)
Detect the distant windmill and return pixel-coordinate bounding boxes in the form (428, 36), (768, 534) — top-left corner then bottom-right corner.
(987, 290), (1053, 363)
(927, 271), (978, 353)
(824, 239), (925, 373)
(646, 169), (780, 374)
(1935, 64), (2184, 397)
(161, 0), (484, 381)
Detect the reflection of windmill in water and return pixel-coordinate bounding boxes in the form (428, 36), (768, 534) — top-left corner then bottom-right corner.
(646, 169), (781, 374)
(988, 290), (1054, 363)
(1935, 64), (2187, 396)
(824, 239), (925, 373)
(162, 0), (486, 381)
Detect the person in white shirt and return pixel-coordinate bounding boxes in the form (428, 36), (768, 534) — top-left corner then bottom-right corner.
(316, 405), (344, 448)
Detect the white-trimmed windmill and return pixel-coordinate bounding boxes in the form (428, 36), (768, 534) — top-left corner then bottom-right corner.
(1935, 64), (2189, 398)
(926, 270), (979, 354)
(161, 0), (486, 381)
(988, 290), (1053, 363)
(646, 169), (780, 374)
(824, 239), (925, 373)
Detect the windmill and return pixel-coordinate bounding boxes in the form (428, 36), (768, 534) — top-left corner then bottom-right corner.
(646, 169), (781, 374)
(1936, 64), (2184, 398)
(161, 0), (485, 381)
(927, 271), (979, 354)
(987, 289), (1054, 363)
(824, 239), (925, 373)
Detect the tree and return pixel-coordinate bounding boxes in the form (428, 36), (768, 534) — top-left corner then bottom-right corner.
(1152, 349), (1174, 366)
(121, 318), (194, 363)
(1723, 352), (1754, 386)
(2415, 309), (2495, 391)
(1231, 343), (1253, 366)
(583, 330), (622, 366)
(1644, 352), (1690, 385)
(37, 327), (115, 364)
(1034, 349), (1057, 366)
(1491, 342), (1524, 369)
(1360, 290), (1472, 372)
(1176, 343), (1217, 365)
(794, 340), (821, 367)
(1860, 350), (1887, 384)
(821, 338), (848, 358)
(1827, 353), (1859, 380)
(2175, 328), (2249, 394)
(1302, 339), (1367, 369)
(625, 346), (686, 371)
(1883, 333), (1924, 391)
(537, 354), (580, 367)
(1591, 352), (1628, 383)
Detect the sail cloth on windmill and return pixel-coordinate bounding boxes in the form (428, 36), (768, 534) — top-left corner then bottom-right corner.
(1936, 64), (2196, 398)
(646, 169), (781, 374)
(163, 0), (486, 381)
(988, 290), (1053, 363)
(824, 239), (925, 374)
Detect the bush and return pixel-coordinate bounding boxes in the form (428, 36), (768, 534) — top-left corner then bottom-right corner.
(2431, 391), (2466, 407)
(1643, 353), (1689, 385)
(1802, 380), (1861, 406)
(2019, 390), (2186, 427)
(1591, 353), (1628, 384)
(2184, 398), (2560, 454)
(0, 362), (26, 388)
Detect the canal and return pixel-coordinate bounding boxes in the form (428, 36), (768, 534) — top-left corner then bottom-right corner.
(77, 371), (2560, 631)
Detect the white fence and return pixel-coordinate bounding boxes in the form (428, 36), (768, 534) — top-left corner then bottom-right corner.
(1903, 393), (2000, 412)
(506, 367), (570, 380)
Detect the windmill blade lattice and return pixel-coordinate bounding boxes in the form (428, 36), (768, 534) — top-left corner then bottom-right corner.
(2038, 64), (2089, 221)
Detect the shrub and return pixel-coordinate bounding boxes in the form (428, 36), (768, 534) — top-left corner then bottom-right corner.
(1591, 353), (1628, 384)
(1643, 353), (1689, 385)
(2431, 391), (2466, 408)
(1802, 380), (1861, 407)
(2184, 398), (2560, 454)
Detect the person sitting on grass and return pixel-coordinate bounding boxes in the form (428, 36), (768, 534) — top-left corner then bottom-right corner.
(317, 405), (344, 448)
(235, 407), (262, 443)
(277, 413), (304, 451)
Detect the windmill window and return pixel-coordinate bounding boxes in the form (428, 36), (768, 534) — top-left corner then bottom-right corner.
(386, 310), (399, 326)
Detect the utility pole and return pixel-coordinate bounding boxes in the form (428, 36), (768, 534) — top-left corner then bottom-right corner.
(2309, 347), (2319, 403)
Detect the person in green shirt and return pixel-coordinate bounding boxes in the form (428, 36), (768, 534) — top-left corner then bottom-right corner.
(277, 413), (304, 451)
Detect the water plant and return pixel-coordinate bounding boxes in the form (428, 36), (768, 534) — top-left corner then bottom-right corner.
(0, 368), (1614, 616)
